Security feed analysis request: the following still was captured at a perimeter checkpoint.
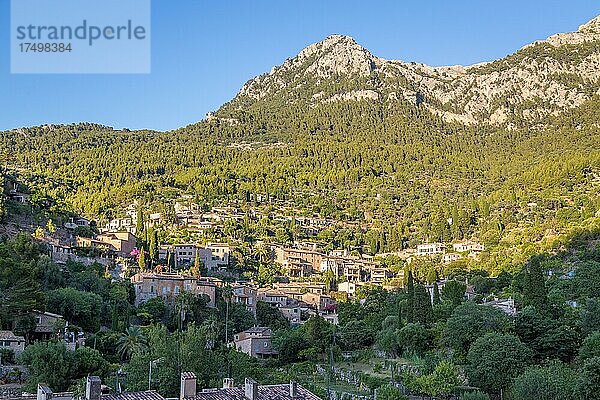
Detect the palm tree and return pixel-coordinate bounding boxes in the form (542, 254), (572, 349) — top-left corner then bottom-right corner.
(255, 242), (272, 264)
(203, 317), (219, 350)
(117, 326), (148, 360)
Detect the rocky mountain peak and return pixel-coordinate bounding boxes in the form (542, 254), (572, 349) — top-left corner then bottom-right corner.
(537, 15), (600, 47)
(231, 17), (600, 126)
(579, 15), (600, 33)
(275, 34), (378, 79)
(292, 34), (376, 77)
(238, 34), (377, 100)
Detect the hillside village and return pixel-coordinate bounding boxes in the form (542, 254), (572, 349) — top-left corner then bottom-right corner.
(1, 184), (506, 359)
(2, 13), (600, 400)
(0, 180), (515, 397)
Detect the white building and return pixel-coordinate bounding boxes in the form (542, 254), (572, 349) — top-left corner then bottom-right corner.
(443, 253), (462, 263)
(158, 243), (230, 271)
(338, 281), (358, 295)
(483, 298), (517, 316)
(105, 217), (134, 232)
(453, 240), (484, 253)
(417, 243), (446, 256)
(199, 243), (230, 271)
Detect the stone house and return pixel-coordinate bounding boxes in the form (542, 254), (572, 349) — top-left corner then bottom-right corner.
(230, 327), (277, 358)
(0, 331), (25, 356)
(131, 272), (216, 307)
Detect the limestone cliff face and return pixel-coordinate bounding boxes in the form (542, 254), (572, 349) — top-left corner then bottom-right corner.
(239, 35), (377, 100)
(226, 16), (600, 126)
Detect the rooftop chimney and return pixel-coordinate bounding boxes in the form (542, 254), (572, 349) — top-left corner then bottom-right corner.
(290, 381), (298, 399)
(244, 378), (258, 400)
(289, 381), (298, 398)
(222, 378), (234, 389)
(180, 372), (197, 400)
(86, 377), (101, 400)
(36, 385), (52, 400)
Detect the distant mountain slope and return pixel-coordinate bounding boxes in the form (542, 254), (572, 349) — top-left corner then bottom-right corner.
(1, 17), (600, 269)
(214, 15), (600, 127)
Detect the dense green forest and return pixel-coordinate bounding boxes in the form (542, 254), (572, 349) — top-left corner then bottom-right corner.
(2, 92), (599, 273)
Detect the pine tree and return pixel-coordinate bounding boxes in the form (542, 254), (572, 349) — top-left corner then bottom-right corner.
(427, 268), (437, 284)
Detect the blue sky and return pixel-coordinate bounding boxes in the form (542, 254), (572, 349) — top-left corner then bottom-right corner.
(0, 0), (598, 132)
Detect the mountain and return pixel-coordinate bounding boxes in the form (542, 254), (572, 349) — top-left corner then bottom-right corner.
(216, 15), (600, 126)
(1, 17), (600, 267)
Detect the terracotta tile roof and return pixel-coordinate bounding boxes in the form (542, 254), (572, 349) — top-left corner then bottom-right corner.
(243, 327), (271, 334)
(33, 310), (64, 319)
(0, 331), (24, 340)
(2, 395), (36, 400)
(101, 391), (165, 400)
(194, 384), (320, 400)
(2, 390), (164, 400)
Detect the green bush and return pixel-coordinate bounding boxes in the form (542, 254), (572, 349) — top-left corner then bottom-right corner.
(373, 361), (383, 373)
(376, 384), (407, 400)
(0, 348), (15, 364)
(461, 391), (490, 400)
(511, 362), (577, 400)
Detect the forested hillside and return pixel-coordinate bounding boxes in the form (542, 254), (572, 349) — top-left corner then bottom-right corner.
(3, 15), (600, 400)
(1, 19), (600, 274)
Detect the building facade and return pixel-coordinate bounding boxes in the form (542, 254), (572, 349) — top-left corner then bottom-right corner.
(0, 331), (25, 356)
(131, 272), (195, 305)
(230, 327), (277, 358)
(417, 243), (446, 256)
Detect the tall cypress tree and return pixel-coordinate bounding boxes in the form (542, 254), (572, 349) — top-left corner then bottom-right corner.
(148, 229), (156, 267)
(523, 256), (548, 312)
(148, 229), (159, 266)
(166, 250), (173, 272)
(433, 281), (441, 306)
(192, 252), (202, 277)
(406, 270), (415, 323)
(413, 284), (433, 325)
(169, 249), (176, 271)
(136, 207), (145, 248)
(138, 247), (146, 271)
